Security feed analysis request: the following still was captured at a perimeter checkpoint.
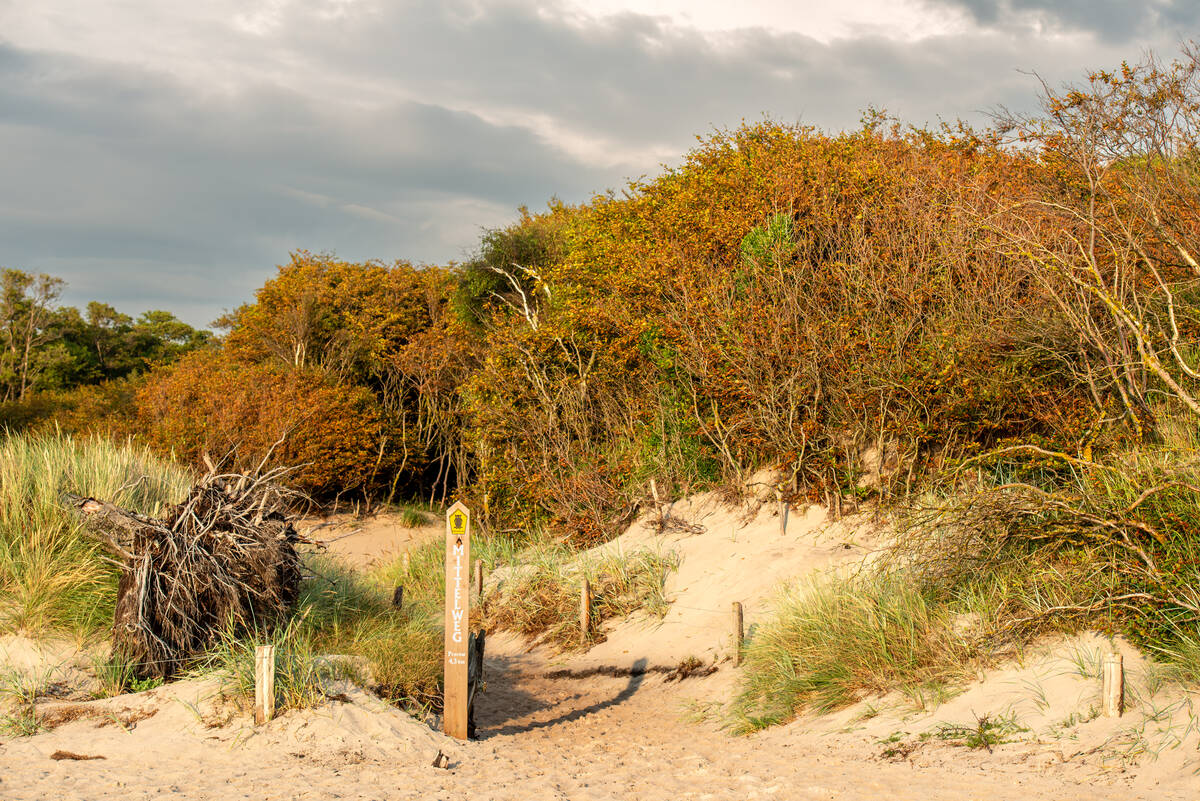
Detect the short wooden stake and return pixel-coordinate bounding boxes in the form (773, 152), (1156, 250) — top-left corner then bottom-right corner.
(732, 601), (744, 667)
(1103, 652), (1124, 718)
(254, 644), (275, 725)
(474, 559), (484, 599)
(580, 578), (592, 642)
(778, 492), (788, 536)
(650, 478), (665, 527)
(392, 585), (404, 608)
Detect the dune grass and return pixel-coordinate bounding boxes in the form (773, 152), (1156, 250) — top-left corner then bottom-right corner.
(0, 431), (192, 636)
(394, 504), (436, 528)
(0, 665), (49, 736)
(481, 543), (679, 650)
(190, 555), (443, 713)
(729, 572), (987, 733)
(374, 533), (679, 652)
(733, 412), (1200, 733)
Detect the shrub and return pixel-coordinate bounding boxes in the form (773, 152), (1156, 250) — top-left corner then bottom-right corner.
(137, 351), (391, 497)
(906, 414), (1200, 653)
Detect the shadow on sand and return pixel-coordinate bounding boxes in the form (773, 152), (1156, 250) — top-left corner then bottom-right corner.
(479, 657), (649, 738)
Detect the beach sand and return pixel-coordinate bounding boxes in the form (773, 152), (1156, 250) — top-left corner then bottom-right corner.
(3, 491), (1198, 800)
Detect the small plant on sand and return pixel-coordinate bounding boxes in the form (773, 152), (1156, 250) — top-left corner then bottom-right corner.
(1066, 645), (1104, 680)
(91, 652), (163, 698)
(1052, 706), (1100, 734)
(396, 505), (434, 528)
(91, 652), (137, 698)
(930, 712), (1028, 751)
(0, 667), (49, 736)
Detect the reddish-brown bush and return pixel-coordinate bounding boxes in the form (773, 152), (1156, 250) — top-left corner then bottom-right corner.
(137, 351), (391, 497)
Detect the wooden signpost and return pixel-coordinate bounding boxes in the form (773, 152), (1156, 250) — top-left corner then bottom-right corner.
(443, 502), (471, 740)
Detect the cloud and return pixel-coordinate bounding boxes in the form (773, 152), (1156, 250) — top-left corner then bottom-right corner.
(0, 1), (1191, 325)
(923, 0), (1200, 42)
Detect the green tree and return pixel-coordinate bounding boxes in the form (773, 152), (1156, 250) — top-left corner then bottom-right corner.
(0, 270), (64, 401)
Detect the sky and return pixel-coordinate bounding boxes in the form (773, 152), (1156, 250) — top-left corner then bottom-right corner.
(0, 1), (1196, 327)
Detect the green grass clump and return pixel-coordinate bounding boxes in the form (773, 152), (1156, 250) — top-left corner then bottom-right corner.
(730, 572), (981, 733)
(91, 652), (164, 697)
(0, 666), (52, 736)
(395, 505), (435, 528)
(929, 712), (1028, 750)
(0, 431), (191, 636)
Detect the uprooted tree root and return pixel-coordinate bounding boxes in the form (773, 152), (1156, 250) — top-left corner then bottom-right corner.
(64, 467), (308, 679)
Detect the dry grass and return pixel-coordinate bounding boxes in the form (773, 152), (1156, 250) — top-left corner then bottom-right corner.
(483, 544), (679, 650)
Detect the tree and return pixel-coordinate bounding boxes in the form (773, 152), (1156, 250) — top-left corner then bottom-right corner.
(0, 270), (63, 401)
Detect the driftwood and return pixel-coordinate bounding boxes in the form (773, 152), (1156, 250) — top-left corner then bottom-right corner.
(65, 468), (306, 679)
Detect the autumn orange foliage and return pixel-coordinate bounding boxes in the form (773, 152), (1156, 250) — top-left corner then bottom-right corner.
(138, 253), (456, 498)
(134, 49), (1200, 545)
(137, 350), (387, 496)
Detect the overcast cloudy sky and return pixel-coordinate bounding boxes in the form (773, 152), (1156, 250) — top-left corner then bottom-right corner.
(0, 1), (1196, 326)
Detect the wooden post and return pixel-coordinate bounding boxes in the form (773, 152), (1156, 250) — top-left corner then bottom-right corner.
(778, 490), (788, 536)
(1103, 652), (1124, 718)
(650, 479), (664, 527)
(474, 559), (484, 599)
(731, 602), (744, 667)
(392, 585), (404, 608)
(254, 644), (275, 725)
(580, 578), (592, 642)
(443, 502), (471, 740)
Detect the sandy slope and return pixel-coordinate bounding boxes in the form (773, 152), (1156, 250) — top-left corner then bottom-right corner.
(3, 492), (1199, 799)
(575, 487), (880, 675)
(304, 511), (440, 569)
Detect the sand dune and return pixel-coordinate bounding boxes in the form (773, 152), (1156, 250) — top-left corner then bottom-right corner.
(3, 493), (1199, 799)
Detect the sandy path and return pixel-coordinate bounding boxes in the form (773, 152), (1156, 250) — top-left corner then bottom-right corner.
(463, 642), (1187, 801)
(0, 647), (1161, 801)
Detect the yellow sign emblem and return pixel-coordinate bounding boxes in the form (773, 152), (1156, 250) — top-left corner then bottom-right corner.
(450, 510), (467, 536)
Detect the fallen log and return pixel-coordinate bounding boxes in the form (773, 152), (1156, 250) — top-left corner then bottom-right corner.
(64, 468), (306, 679)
